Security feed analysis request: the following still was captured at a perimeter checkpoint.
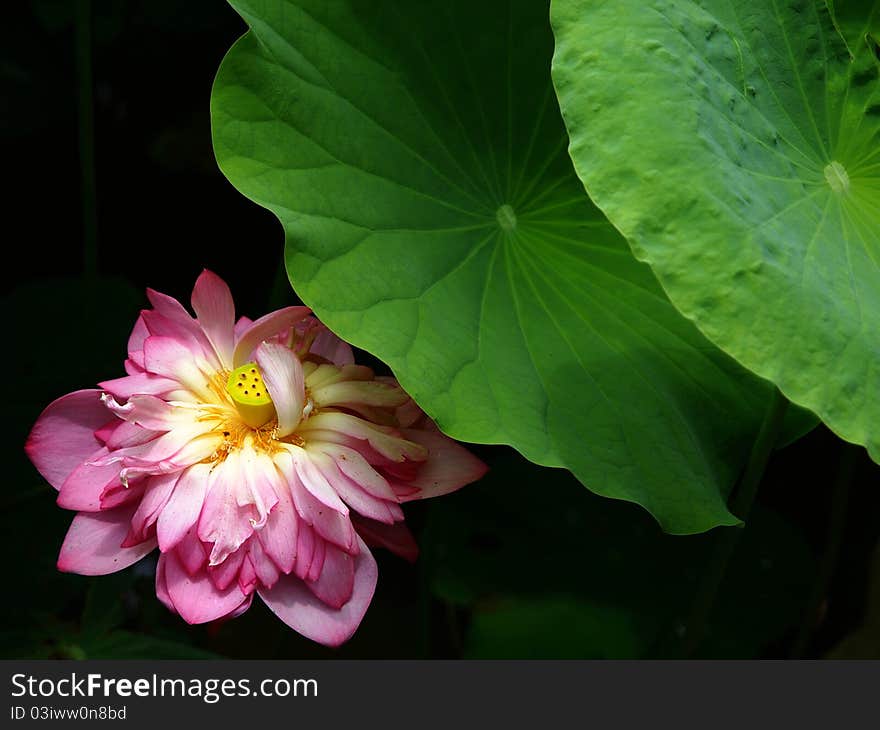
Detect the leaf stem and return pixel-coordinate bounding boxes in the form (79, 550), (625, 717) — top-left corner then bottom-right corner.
(789, 441), (859, 658)
(682, 387), (789, 657)
(76, 0), (98, 279)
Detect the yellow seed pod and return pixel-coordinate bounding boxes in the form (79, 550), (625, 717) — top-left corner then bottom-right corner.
(226, 363), (275, 428)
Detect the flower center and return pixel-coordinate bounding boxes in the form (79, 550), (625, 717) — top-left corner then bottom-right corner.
(226, 362), (275, 428)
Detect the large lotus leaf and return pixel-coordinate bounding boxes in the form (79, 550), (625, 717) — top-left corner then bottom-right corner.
(212, 0), (811, 533)
(552, 0), (880, 460)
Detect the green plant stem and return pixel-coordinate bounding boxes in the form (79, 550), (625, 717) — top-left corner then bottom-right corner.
(76, 0), (97, 279)
(790, 442), (859, 658)
(682, 387), (789, 657)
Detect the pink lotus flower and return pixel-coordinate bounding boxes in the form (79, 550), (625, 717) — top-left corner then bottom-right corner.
(25, 271), (486, 646)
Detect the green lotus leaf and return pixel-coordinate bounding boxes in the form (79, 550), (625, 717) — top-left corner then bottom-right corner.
(552, 0), (879, 459)
(212, 0), (811, 533)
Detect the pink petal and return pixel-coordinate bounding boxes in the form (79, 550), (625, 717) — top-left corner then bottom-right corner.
(198, 451), (256, 565)
(57, 448), (121, 511)
(99, 372), (180, 400)
(123, 472), (179, 546)
(305, 544), (355, 609)
(292, 522), (317, 581)
(233, 316), (253, 342)
(25, 389), (112, 490)
(239, 554), (260, 594)
(255, 343), (305, 438)
(124, 355), (145, 375)
(288, 449), (348, 514)
(352, 515), (419, 563)
(102, 421), (158, 450)
(322, 467), (402, 524)
(307, 534), (326, 582)
(128, 312), (150, 357)
(162, 549), (249, 624)
(233, 305), (311, 367)
(142, 310), (218, 369)
(91, 423), (219, 475)
(289, 469), (357, 553)
(310, 327), (355, 366)
(144, 288), (217, 366)
(101, 393), (189, 432)
(311, 443), (397, 500)
(240, 450), (280, 530)
(258, 459), (299, 574)
(248, 538), (280, 588)
(310, 450), (401, 523)
(57, 504), (157, 575)
(192, 269), (235, 369)
(398, 428), (488, 501)
(99, 479), (146, 510)
(174, 527), (208, 575)
(155, 552), (175, 613)
(208, 543), (247, 591)
(142, 336), (214, 399)
(258, 536), (378, 647)
(156, 462), (212, 551)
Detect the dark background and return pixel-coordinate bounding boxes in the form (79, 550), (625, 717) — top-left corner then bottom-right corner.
(1, 0), (878, 659)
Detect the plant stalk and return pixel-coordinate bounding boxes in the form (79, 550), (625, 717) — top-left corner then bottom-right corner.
(682, 387), (789, 657)
(789, 442), (858, 658)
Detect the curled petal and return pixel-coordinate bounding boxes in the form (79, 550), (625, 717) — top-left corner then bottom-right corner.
(101, 393), (190, 432)
(258, 536), (377, 647)
(233, 306), (311, 367)
(299, 412), (427, 463)
(26, 389), (112, 490)
(310, 379), (409, 410)
(305, 363), (372, 389)
(255, 343), (305, 438)
(99, 372), (180, 400)
(58, 504), (156, 575)
(99, 421), (159, 450)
